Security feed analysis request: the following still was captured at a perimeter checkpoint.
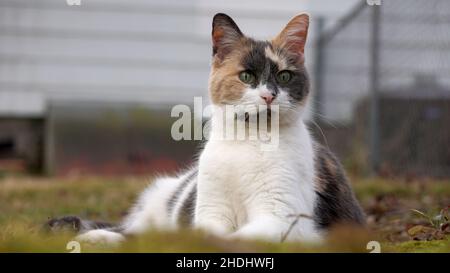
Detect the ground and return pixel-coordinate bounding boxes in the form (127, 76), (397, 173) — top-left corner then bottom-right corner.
(0, 175), (449, 253)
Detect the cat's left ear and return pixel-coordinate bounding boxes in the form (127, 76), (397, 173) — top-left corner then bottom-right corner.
(212, 13), (244, 61)
(273, 13), (309, 58)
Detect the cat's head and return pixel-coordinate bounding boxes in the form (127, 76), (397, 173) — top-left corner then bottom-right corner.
(209, 13), (310, 123)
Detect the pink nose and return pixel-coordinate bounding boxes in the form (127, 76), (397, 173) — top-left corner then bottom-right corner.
(260, 94), (274, 104)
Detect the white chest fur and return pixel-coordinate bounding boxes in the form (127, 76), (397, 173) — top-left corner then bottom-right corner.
(195, 117), (320, 242)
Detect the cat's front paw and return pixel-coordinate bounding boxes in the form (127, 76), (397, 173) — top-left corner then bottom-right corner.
(228, 226), (283, 242)
(75, 230), (125, 247)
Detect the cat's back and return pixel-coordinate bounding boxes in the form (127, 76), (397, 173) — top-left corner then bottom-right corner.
(312, 144), (366, 229)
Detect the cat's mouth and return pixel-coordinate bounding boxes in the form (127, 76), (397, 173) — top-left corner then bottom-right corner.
(243, 108), (272, 122)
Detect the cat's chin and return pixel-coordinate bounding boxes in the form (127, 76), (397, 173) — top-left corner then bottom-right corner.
(237, 108), (301, 127)
(242, 108), (272, 122)
(233, 109), (276, 127)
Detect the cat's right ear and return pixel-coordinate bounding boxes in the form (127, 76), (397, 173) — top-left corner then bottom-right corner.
(212, 13), (243, 61)
(272, 13), (309, 60)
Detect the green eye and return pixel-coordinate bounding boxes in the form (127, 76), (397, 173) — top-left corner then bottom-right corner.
(239, 71), (255, 84)
(277, 71), (292, 84)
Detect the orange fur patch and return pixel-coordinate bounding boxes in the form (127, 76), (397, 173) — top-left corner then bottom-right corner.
(272, 13), (309, 61)
(209, 40), (251, 105)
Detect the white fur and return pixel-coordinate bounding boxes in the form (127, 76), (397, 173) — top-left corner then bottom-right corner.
(77, 89), (321, 245)
(121, 175), (187, 234)
(77, 91), (322, 245)
(194, 107), (321, 242)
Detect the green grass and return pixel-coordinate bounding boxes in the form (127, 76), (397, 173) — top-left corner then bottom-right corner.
(384, 238), (450, 253)
(0, 175), (448, 253)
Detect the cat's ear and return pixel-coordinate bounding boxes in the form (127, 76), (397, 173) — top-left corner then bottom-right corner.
(212, 13), (243, 60)
(273, 13), (309, 58)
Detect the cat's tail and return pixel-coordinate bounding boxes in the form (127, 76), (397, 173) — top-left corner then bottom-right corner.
(45, 215), (120, 233)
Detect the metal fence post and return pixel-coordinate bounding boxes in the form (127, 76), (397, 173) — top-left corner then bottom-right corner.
(44, 103), (55, 175)
(313, 16), (326, 123)
(369, 5), (381, 175)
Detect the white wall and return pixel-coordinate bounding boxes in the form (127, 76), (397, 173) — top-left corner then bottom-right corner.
(0, 0), (358, 116)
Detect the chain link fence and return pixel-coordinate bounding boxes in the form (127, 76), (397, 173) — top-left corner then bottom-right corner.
(314, 0), (450, 177)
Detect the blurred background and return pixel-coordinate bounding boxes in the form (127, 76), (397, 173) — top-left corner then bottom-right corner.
(0, 0), (449, 178)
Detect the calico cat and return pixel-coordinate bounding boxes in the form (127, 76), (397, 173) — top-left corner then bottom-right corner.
(47, 13), (365, 245)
